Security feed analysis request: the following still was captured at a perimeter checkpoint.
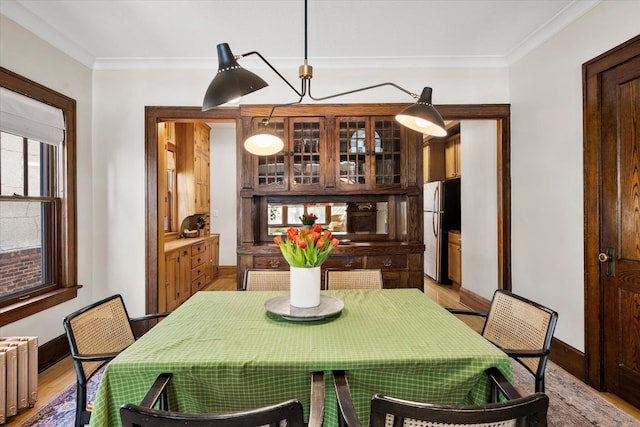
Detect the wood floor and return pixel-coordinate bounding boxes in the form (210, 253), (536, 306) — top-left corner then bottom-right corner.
(9, 270), (639, 424)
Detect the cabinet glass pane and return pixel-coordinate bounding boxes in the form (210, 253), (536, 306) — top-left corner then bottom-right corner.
(374, 120), (401, 185)
(339, 120), (367, 184)
(292, 121), (321, 185)
(257, 121), (286, 186)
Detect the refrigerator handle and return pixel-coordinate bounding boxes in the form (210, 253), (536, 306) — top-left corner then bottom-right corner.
(433, 186), (439, 238)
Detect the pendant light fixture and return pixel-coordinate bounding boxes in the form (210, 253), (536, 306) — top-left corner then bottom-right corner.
(202, 0), (447, 155)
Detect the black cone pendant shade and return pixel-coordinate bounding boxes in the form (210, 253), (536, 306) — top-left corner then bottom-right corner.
(202, 43), (269, 111)
(395, 87), (447, 137)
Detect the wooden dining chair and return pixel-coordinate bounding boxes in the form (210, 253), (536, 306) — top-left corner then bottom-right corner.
(243, 268), (290, 291)
(333, 369), (549, 427)
(63, 294), (170, 427)
(120, 371), (325, 427)
(324, 269), (383, 290)
(448, 289), (558, 393)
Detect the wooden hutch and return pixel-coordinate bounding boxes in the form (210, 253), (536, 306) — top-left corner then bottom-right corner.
(236, 104), (425, 290)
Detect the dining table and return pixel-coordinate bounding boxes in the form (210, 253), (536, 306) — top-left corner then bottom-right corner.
(88, 288), (512, 427)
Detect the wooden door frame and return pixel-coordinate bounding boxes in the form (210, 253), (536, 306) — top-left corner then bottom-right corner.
(583, 34), (640, 389)
(144, 104), (511, 314)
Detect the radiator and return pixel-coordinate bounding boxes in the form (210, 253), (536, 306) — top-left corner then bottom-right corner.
(0, 337), (38, 424)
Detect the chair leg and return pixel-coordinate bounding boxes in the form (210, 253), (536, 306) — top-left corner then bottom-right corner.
(535, 377), (545, 393)
(76, 381), (88, 427)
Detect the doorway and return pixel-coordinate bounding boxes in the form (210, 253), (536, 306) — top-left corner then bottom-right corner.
(584, 35), (640, 408)
(144, 104), (512, 312)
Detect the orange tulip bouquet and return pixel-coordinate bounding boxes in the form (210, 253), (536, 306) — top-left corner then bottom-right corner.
(274, 225), (339, 268)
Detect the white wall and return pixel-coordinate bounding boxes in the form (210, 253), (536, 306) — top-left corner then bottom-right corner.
(209, 123), (237, 266)
(0, 15), (94, 343)
(509, 0), (640, 351)
(460, 120), (498, 299)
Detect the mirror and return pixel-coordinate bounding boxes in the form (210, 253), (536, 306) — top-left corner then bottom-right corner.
(267, 202), (389, 236)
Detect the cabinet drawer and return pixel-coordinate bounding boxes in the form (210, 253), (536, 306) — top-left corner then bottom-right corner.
(191, 245), (209, 268)
(191, 264), (206, 281)
(322, 256), (364, 269)
(191, 275), (207, 294)
(367, 255), (407, 270)
(253, 257), (288, 269)
(191, 241), (208, 256)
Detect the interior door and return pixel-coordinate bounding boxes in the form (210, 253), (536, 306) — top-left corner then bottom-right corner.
(600, 53), (640, 408)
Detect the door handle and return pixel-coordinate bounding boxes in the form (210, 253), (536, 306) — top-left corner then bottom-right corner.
(598, 248), (615, 277)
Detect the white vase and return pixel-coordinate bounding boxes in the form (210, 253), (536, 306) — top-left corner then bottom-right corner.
(289, 266), (321, 308)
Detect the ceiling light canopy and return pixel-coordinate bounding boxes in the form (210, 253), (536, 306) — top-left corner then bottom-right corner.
(202, 0), (446, 155)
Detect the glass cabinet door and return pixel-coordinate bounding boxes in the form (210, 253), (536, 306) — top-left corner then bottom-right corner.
(254, 118), (287, 190)
(336, 118), (370, 189)
(290, 118), (324, 189)
(373, 118), (402, 186)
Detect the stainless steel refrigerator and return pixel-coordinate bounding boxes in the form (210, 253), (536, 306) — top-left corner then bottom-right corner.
(423, 180), (460, 282)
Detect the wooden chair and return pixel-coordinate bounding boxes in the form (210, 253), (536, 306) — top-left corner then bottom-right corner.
(63, 294), (169, 427)
(448, 289), (558, 393)
(243, 268), (290, 291)
(120, 371), (325, 427)
(333, 368), (549, 427)
(324, 269), (383, 290)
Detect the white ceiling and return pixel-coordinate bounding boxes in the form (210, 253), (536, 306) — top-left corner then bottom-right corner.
(1, 0), (600, 70)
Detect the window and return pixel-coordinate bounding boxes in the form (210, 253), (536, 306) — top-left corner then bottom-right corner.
(0, 67), (78, 326)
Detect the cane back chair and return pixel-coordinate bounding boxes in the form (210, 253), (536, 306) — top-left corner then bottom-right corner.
(448, 289), (558, 393)
(333, 369), (549, 427)
(243, 268), (290, 291)
(324, 269), (383, 290)
(63, 294), (169, 427)
(120, 371), (325, 427)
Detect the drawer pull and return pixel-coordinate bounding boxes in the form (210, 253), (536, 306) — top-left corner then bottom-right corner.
(383, 258), (392, 267)
(269, 260), (280, 268)
(344, 260), (353, 268)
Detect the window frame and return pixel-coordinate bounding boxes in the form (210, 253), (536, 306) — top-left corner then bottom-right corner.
(0, 67), (79, 326)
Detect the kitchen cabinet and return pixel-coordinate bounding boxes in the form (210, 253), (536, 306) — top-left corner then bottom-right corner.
(176, 122), (211, 234)
(423, 138), (445, 182)
(162, 234), (220, 311)
(163, 246), (191, 312)
(447, 231), (462, 289)
(445, 134), (461, 179)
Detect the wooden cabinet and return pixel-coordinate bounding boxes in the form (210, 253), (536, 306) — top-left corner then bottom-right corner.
(162, 234), (220, 311)
(163, 247), (191, 312)
(237, 104), (424, 290)
(176, 122), (211, 234)
(447, 231), (462, 289)
(445, 134), (461, 179)
(423, 138), (445, 182)
(237, 244), (424, 291)
(244, 108), (415, 194)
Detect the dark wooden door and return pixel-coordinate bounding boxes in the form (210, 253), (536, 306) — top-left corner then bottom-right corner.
(600, 53), (640, 408)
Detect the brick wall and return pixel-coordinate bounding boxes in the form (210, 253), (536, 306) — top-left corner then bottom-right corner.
(0, 248), (42, 296)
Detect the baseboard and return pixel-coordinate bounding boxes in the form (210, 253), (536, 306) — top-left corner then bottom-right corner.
(38, 334), (70, 372)
(550, 338), (585, 381)
(218, 265), (236, 276)
(459, 287), (491, 312)
(459, 286), (586, 381)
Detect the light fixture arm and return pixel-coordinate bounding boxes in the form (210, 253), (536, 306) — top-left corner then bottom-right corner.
(307, 80), (418, 102)
(237, 50), (307, 99)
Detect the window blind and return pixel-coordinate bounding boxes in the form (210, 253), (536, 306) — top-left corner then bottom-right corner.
(0, 87), (65, 145)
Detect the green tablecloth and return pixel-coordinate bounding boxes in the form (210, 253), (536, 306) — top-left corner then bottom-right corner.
(89, 289), (511, 427)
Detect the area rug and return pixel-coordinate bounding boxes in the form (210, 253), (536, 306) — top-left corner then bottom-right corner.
(16, 362), (640, 426)
(16, 366), (103, 427)
(512, 361), (640, 426)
